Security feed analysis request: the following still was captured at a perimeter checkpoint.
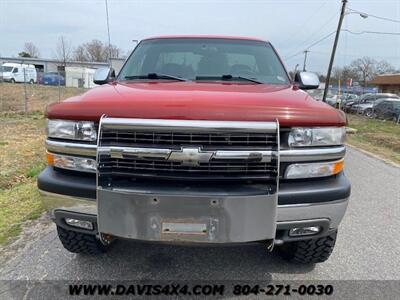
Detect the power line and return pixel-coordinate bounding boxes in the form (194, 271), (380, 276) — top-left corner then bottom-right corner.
(284, 29), (400, 61)
(347, 7), (400, 24)
(283, 0), (330, 45)
(307, 50), (400, 60)
(343, 29), (400, 36)
(293, 10), (340, 52)
(284, 31), (336, 60)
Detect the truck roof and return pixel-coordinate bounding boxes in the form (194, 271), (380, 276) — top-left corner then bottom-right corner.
(143, 35), (268, 43)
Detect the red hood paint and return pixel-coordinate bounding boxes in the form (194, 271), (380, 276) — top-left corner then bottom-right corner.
(46, 82), (346, 127)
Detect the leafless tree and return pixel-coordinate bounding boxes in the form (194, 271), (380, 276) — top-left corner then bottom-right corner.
(105, 44), (121, 60)
(375, 60), (396, 75)
(55, 36), (72, 66)
(23, 42), (40, 58)
(350, 57), (377, 87)
(72, 40), (122, 62)
(73, 45), (88, 62)
(331, 66), (360, 85)
(84, 40), (107, 62)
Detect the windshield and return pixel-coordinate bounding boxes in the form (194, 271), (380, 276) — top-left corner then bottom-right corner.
(2, 66), (13, 72)
(119, 38), (290, 85)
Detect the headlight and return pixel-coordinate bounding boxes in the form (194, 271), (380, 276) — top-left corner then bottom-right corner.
(46, 119), (97, 141)
(288, 127), (345, 147)
(285, 159), (344, 179)
(47, 152), (96, 173)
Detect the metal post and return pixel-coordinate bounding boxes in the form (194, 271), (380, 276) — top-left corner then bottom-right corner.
(337, 79), (341, 109)
(58, 70), (61, 102)
(322, 0), (347, 102)
(23, 67), (28, 113)
(303, 50), (309, 71)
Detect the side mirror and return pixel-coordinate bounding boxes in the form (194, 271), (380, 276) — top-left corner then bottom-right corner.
(93, 67), (115, 85)
(294, 71), (320, 90)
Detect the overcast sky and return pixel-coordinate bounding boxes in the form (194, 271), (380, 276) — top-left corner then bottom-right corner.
(1, 0), (399, 73)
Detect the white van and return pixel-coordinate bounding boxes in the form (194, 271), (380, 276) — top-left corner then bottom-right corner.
(1, 63), (37, 83)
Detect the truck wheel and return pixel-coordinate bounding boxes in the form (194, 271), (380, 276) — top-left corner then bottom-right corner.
(10, 78), (15, 84)
(57, 226), (109, 254)
(278, 230), (337, 264)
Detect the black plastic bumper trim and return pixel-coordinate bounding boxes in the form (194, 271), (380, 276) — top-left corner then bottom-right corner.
(38, 167), (96, 199)
(53, 210), (98, 234)
(37, 167), (350, 205)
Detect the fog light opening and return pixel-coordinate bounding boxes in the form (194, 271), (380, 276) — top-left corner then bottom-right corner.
(65, 218), (94, 230)
(289, 226), (321, 237)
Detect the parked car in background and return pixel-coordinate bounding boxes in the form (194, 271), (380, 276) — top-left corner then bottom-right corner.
(347, 93), (399, 116)
(306, 89), (340, 107)
(40, 72), (65, 86)
(1, 63), (37, 83)
(325, 94), (341, 107)
(373, 99), (400, 121)
(340, 93), (358, 107)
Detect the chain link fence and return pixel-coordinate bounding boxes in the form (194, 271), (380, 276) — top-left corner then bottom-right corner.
(0, 68), (90, 114)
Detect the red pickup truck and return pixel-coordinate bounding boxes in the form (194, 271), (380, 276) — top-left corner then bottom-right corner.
(38, 36), (350, 264)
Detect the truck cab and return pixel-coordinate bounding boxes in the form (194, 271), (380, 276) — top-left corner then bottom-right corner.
(38, 36), (350, 264)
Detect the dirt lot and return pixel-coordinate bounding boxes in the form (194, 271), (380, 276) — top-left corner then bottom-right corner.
(0, 82), (86, 113)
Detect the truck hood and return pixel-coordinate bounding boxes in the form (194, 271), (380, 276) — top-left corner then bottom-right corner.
(46, 81), (346, 127)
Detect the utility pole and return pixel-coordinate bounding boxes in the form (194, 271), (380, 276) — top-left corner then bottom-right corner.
(303, 50), (309, 71)
(322, 0), (347, 102)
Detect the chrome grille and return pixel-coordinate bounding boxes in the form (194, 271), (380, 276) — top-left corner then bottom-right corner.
(98, 118), (279, 181)
(100, 130), (277, 150)
(98, 157), (278, 180)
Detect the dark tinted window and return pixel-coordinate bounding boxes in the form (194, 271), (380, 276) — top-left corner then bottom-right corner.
(119, 38), (289, 85)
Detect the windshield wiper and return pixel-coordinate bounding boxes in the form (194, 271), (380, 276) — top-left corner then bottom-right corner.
(124, 73), (188, 81)
(195, 75), (263, 84)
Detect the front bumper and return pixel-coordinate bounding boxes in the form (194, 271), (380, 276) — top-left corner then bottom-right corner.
(38, 167), (350, 243)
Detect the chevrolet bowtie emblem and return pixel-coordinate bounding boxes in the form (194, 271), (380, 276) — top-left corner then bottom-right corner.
(168, 147), (214, 166)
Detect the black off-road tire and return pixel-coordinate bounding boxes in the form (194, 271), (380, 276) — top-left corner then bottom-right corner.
(278, 230), (337, 264)
(57, 226), (109, 254)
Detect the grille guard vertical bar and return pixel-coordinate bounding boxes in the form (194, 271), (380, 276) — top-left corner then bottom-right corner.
(268, 118), (280, 251)
(96, 114), (109, 245)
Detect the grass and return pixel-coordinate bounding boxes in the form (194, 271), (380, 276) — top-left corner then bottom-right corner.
(0, 82), (86, 113)
(0, 112), (46, 189)
(0, 183), (43, 245)
(0, 82), (85, 246)
(0, 112), (47, 245)
(346, 114), (400, 164)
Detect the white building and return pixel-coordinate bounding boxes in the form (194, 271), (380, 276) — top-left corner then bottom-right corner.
(65, 67), (98, 88)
